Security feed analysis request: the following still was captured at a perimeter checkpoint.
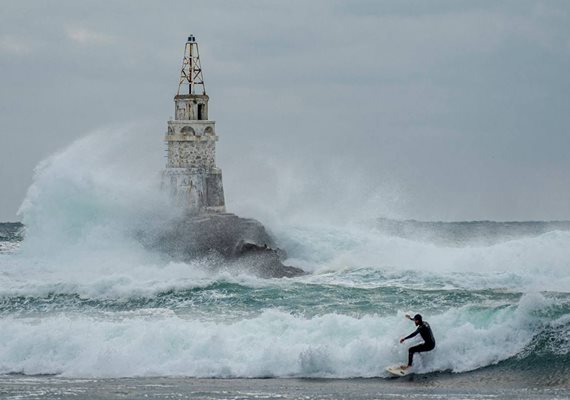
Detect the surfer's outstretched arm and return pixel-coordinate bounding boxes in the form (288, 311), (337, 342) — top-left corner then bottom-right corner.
(400, 327), (420, 343)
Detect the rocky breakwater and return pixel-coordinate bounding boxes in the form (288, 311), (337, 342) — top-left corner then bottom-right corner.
(150, 212), (304, 278)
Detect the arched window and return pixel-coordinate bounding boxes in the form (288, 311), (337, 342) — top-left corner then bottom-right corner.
(204, 126), (214, 135)
(180, 126), (195, 135)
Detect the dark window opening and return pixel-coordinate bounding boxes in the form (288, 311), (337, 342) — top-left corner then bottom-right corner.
(198, 104), (205, 120)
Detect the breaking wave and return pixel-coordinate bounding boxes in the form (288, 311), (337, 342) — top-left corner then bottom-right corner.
(0, 293), (567, 378)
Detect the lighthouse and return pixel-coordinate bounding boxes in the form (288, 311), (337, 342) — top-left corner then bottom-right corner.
(163, 35), (226, 213)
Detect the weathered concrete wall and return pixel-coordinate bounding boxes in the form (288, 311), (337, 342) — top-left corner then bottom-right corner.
(163, 167), (226, 212)
(174, 94), (209, 120)
(205, 169), (225, 211)
(167, 140), (216, 169)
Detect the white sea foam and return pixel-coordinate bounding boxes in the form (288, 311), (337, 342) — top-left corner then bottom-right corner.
(272, 222), (570, 292)
(0, 241), (20, 253)
(0, 293), (558, 378)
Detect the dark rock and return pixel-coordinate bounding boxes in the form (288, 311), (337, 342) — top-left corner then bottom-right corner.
(147, 212), (304, 278)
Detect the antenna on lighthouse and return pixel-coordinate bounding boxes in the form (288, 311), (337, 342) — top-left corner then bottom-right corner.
(177, 34), (206, 96)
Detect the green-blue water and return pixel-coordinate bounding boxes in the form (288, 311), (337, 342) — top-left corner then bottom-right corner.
(1, 221), (569, 385)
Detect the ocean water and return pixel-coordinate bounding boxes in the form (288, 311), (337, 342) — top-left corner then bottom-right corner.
(0, 131), (569, 398)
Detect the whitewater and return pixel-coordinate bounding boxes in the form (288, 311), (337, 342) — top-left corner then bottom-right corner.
(0, 128), (568, 396)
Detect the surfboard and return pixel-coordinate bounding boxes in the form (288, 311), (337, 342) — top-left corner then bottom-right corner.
(385, 365), (411, 377)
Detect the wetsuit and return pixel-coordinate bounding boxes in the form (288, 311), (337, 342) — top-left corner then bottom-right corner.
(404, 321), (435, 366)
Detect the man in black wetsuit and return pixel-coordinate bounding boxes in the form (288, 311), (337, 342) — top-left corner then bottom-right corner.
(399, 313), (435, 369)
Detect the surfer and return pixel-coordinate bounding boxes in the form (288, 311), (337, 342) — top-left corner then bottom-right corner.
(399, 314), (435, 369)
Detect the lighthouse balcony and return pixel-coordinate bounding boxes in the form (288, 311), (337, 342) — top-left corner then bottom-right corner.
(165, 134), (218, 142)
(167, 120), (216, 138)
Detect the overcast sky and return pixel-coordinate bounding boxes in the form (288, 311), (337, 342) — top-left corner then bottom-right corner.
(1, 0), (570, 222)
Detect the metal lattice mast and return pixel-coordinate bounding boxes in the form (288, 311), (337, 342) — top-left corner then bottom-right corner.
(177, 34), (206, 95)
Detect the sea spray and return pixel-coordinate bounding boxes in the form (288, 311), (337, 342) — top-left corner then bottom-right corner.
(17, 125), (179, 256)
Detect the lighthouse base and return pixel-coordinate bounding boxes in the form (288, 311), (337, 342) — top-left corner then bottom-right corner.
(162, 167), (225, 213)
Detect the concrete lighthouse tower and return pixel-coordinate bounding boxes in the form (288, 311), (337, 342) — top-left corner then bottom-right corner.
(163, 35), (226, 213)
